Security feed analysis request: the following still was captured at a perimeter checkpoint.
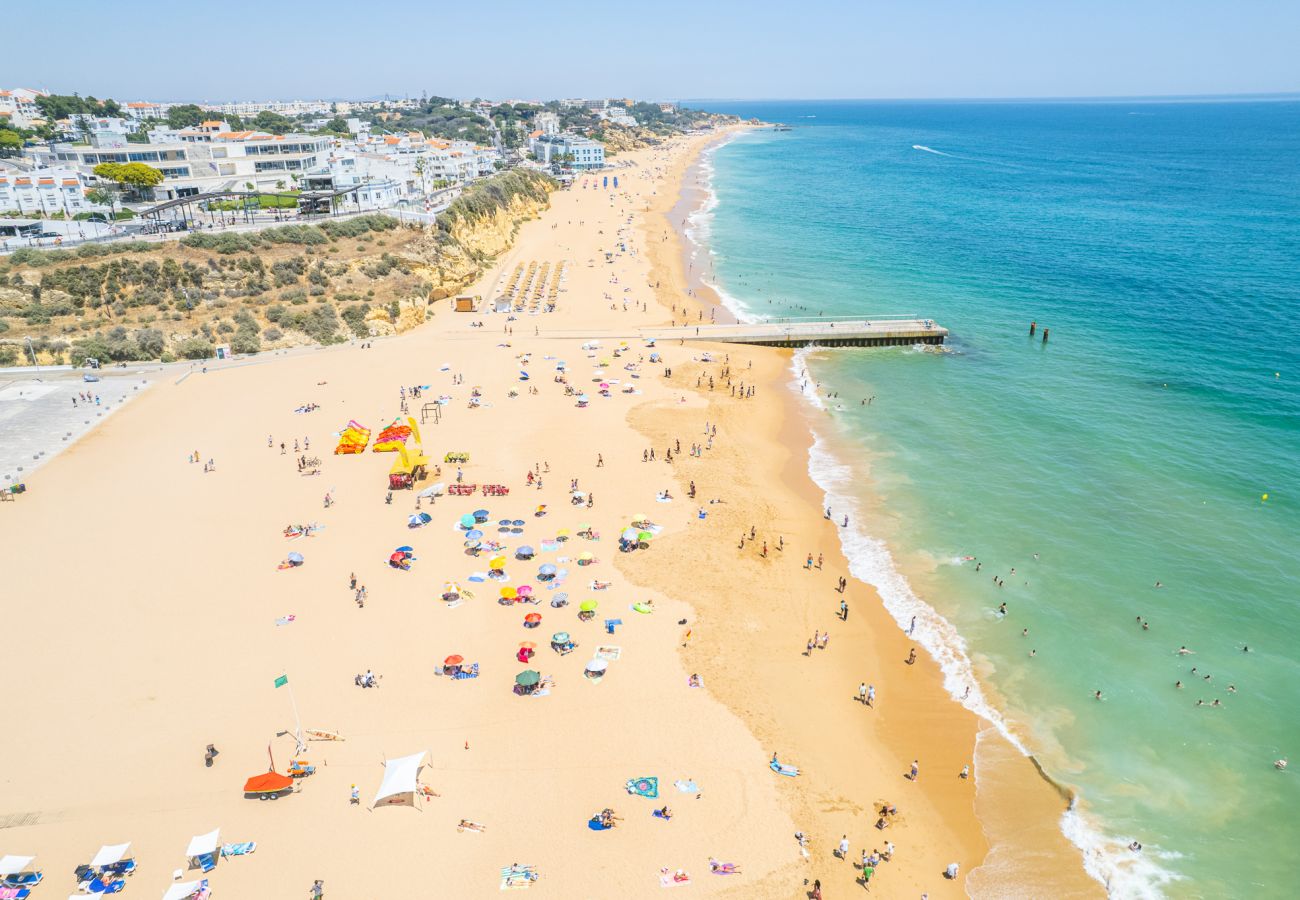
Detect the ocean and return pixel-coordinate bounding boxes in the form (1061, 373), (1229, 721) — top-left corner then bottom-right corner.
(687, 99), (1300, 897)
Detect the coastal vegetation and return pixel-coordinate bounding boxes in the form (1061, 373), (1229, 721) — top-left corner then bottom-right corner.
(0, 171), (556, 366)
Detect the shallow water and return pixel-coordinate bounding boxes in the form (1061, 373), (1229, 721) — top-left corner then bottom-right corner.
(693, 99), (1300, 897)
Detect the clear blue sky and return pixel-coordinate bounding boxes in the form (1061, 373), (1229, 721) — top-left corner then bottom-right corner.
(5, 0), (1298, 102)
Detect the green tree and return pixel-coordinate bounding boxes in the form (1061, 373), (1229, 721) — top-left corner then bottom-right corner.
(94, 162), (165, 201)
(252, 111), (294, 134)
(85, 186), (118, 221)
(321, 116), (350, 134)
(166, 104), (205, 129)
(0, 129), (23, 157)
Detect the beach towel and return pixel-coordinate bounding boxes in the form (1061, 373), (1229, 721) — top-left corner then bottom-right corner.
(659, 870), (692, 888)
(596, 646), (621, 661)
(626, 776), (659, 798)
(275, 615), (296, 626)
(220, 841), (256, 857)
(770, 760), (800, 777)
(452, 663), (480, 679)
(457, 820), (486, 833)
(674, 780), (699, 794)
(500, 865), (537, 890)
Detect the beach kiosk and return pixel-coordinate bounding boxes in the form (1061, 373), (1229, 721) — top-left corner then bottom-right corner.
(454, 295), (479, 312)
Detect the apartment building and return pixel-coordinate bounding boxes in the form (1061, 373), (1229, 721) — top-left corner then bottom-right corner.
(0, 167), (91, 216)
(0, 88), (48, 130)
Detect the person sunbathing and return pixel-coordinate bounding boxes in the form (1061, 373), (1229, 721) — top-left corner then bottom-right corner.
(657, 806), (673, 820)
(708, 859), (740, 874)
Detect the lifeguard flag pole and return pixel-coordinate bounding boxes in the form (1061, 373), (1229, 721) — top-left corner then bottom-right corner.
(275, 673), (305, 754)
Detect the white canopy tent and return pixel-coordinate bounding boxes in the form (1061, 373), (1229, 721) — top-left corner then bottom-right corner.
(162, 879), (205, 900)
(418, 482), (446, 499)
(371, 750), (427, 809)
(184, 828), (220, 859)
(0, 855), (35, 876)
(90, 842), (131, 868)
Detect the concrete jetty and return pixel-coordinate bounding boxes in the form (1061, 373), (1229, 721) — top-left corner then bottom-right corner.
(638, 316), (947, 348)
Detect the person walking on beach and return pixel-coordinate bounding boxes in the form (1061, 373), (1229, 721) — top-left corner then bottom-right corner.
(309, 880), (324, 899)
(837, 834), (850, 860)
(867, 684), (875, 707)
(805, 554), (814, 570)
(806, 637), (814, 656)
(910, 759), (919, 781)
(859, 682), (868, 704)
(840, 598), (848, 620)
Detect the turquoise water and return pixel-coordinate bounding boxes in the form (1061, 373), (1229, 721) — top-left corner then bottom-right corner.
(694, 100), (1300, 897)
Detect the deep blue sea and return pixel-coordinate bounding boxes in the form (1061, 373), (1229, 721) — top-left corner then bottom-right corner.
(690, 99), (1300, 897)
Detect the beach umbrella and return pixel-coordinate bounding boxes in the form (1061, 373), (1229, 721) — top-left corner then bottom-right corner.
(419, 482), (446, 498)
(459, 514), (476, 528)
(516, 670), (541, 687)
(599, 382), (610, 390)
(577, 394), (589, 402)
(584, 658), (608, 674)
(579, 599), (598, 612)
(539, 563), (557, 576)
(631, 513), (648, 524)
(578, 552), (593, 563)
(552, 632), (570, 643)
(473, 508), (489, 521)
(637, 531), (654, 543)
(464, 539), (481, 549)
(516, 545), (535, 559)
(535, 504), (547, 513)
(443, 581), (462, 594)
(512, 519), (525, 527)
(444, 654), (464, 667)
(620, 528), (639, 542)
(519, 641), (537, 650)
(396, 545), (414, 554)
(287, 551), (304, 563)
(557, 529), (570, 541)
(466, 529), (484, 541)
(524, 612), (543, 624)
(501, 586), (518, 600)
(498, 519), (512, 526)
(517, 584), (533, 596)
(489, 556), (507, 569)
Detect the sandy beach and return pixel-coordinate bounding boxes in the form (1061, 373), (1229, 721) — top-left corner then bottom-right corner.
(1, 130), (1097, 897)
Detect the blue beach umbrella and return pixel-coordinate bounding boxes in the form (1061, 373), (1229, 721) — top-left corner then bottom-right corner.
(286, 551), (304, 563)
(460, 514), (476, 528)
(538, 564), (557, 576)
(466, 529), (484, 541)
(512, 519), (526, 527)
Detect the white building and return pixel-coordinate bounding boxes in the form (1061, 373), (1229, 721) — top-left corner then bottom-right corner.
(534, 111), (560, 135)
(39, 131), (334, 199)
(65, 115), (133, 147)
(201, 99), (332, 118)
(0, 167), (92, 216)
(594, 108), (638, 128)
(0, 88), (48, 130)
(532, 134), (605, 170)
(123, 101), (173, 122)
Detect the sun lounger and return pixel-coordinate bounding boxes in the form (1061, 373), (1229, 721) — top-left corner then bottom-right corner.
(0, 873), (40, 888)
(0, 888), (30, 900)
(193, 853), (217, 873)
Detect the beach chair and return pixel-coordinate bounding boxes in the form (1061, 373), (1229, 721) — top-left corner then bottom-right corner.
(220, 842), (256, 858)
(193, 852), (217, 873)
(0, 871), (40, 888)
(99, 857), (135, 878)
(0, 888), (30, 900)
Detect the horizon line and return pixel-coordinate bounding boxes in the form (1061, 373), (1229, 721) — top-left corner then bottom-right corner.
(677, 91), (1300, 105)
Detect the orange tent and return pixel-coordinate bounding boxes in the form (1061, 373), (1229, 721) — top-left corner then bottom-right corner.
(243, 772), (294, 794)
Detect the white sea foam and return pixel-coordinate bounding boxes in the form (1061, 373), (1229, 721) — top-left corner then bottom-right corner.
(682, 133), (758, 324)
(912, 144), (951, 156)
(788, 346), (1179, 898)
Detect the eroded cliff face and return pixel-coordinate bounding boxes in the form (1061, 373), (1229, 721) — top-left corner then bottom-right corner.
(401, 192), (553, 303)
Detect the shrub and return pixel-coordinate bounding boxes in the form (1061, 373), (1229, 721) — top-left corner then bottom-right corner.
(175, 336), (213, 359)
(340, 303), (370, 337)
(263, 327), (282, 341)
(0, 344), (18, 366)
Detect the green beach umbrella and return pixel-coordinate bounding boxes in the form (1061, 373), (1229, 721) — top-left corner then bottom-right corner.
(515, 669), (541, 687)
(579, 599), (598, 612)
(637, 531), (654, 543)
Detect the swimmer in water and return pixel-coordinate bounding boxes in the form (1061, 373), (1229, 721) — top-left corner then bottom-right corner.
(1228, 684), (1237, 693)
(1178, 646), (1193, 655)
(1154, 581), (1163, 588)
(1022, 628), (1028, 637)
(1029, 649), (1036, 658)
(1175, 681), (1183, 689)
(998, 602), (1007, 615)
(1276, 758), (1288, 771)
(1094, 690), (1103, 701)
(1211, 699), (1222, 707)
(1243, 645), (1251, 652)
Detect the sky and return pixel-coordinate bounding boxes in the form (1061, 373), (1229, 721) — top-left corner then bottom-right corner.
(4, 0), (1298, 103)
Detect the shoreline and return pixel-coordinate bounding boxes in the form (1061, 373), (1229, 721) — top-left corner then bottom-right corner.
(1, 130), (1092, 898)
(659, 130), (1102, 896)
